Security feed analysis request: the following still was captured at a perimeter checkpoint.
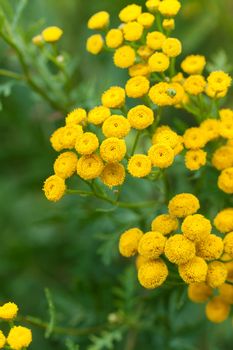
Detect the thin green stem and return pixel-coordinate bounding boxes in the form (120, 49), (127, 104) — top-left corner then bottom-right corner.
(0, 69), (24, 81)
(169, 57), (176, 78)
(156, 13), (164, 33)
(131, 130), (141, 156)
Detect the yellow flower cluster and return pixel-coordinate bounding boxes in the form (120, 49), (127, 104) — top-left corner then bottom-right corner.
(119, 192), (233, 323)
(0, 302), (32, 350)
(33, 26), (63, 45)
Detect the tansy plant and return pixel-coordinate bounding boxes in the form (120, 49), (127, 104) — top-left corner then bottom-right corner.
(40, 0), (233, 326)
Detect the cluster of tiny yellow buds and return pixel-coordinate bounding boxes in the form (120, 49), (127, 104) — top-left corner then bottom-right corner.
(0, 302), (32, 350)
(119, 193), (233, 323)
(32, 26), (63, 45)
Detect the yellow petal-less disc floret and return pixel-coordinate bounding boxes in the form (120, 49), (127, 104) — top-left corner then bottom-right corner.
(102, 115), (131, 139)
(178, 257), (208, 284)
(122, 21), (143, 41)
(148, 52), (170, 73)
(181, 55), (206, 75)
(75, 132), (99, 155)
(151, 214), (178, 235)
(66, 108), (87, 126)
(214, 208), (233, 233)
(129, 63), (150, 78)
(86, 34), (104, 55)
(149, 82), (184, 107)
(0, 302), (18, 320)
(87, 11), (109, 30)
(188, 283), (212, 303)
(158, 0), (181, 17)
(135, 255), (150, 270)
(42, 26), (63, 43)
(62, 125), (84, 150)
(138, 231), (166, 259)
(181, 214), (211, 242)
(137, 45), (154, 60)
(183, 127), (207, 149)
(119, 228), (144, 257)
(146, 0), (161, 12)
(206, 261), (227, 288)
(7, 326), (32, 350)
(196, 234), (224, 261)
(125, 76), (150, 98)
(137, 12), (155, 28)
(77, 154), (104, 180)
(212, 146), (233, 171)
(106, 29), (123, 49)
(153, 129), (179, 149)
(100, 137), (126, 163)
(148, 143), (174, 168)
(219, 119), (233, 139)
(43, 175), (66, 202)
(127, 105), (154, 130)
(185, 149), (207, 171)
(101, 86), (126, 109)
(164, 234), (196, 265)
(0, 331), (6, 349)
(54, 152), (78, 179)
(207, 71), (232, 94)
(100, 163), (125, 188)
(205, 297), (230, 323)
(223, 232), (233, 258)
(200, 119), (220, 141)
(138, 259), (168, 289)
(183, 75), (206, 95)
(113, 45), (136, 69)
(146, 31), (166, 50)
(119, 4), (142, 23)
(219, 283), (233, 304)
(168, 193), (200, 218)
(162, 18), (175, 30)
(218, 167), (233, 194)
(32, 34), (43, 46)
(88, 106), (111, 125)
(162, 38), (182, 58)
(128, 154), (152, 178)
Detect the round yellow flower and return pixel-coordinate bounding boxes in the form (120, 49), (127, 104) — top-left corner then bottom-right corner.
(220, 108), (233, 121)
(200, 119), (220, 141)
(219, 119), (233, 139)
(125, 76), (150, 98)
(137, 12), (155, 28)
(185, 149), (207, 171)
(137, 46), (154, 60)
(138, 259), (168, 289)
(214, 208), (233, 233)
(0, 331), (6, 349)
(165, 234), (196, 265)
(218, 167), (233, 194)
(54, 152), (78, 179)
(66, 108), (87, 126)
(162, 18), (175, 30)
(88, 106), (111, 125)
(128, 154), (152, 178)
(181, 214), (211, 242)
(119, 228), (143, 257)
(205, 297), (230, 323)
(7, 326), (32, 350)
(146, 0), (161, 12)
(224, 232), (233, 258)
(205, 85), (227, 99)
(87, 11), (109, 30)
(149, 83), (171, 106)
(86, 34), (104, 55)
(122, 21), (143, 41)
(0, 302), (18, 320)
(146, 31), (166, 50)
(162, 38), (182, 57)
(106, 29), (123, 49)
(212, 146), (233, 171)
(113, 46), (136, 69)
(62, 125), (84, 150)
(148, 52), (170, 73)
(219, 283), (233, 304)
(151, 214), (178, 235)
(138, 231), (166, 259)
(152, 129), (179, 149)
(196, 234), (224, 261)
(225, 261), (233, 282)
(129, 63), (150, 78)
(42, 26), (63, 43)
(188, 283), (212, 303)
(136, 255), (150, 270)
(100, 163), (125, 188)
(43, 175), (66, 202)
(158, 0), (181, 17)
(148, 143), (174, 168)
(168, 193), (200, 218)
(102, 115), (130, 138)
(173, 136), (184, 155)
(127, 105), (154, 130)
(183, 75), (206, 95)
(75, 132), (99, 155)
(207, 71), (232, 94)
(181, 55), (206, 75)
(100, 137), (126, 163)
(77, 154), (104, 180)
(101, 86), (125, 109)
(32, 34), (43, 46)
(206, 261), (227, 288)
(50, 127), (66, 152)
(119, 4), (142, 23)
(183, 127), (207, 149)
(178, 256), (208, 284)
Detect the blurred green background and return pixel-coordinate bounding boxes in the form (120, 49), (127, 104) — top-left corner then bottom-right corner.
(0, 0), (233, 349)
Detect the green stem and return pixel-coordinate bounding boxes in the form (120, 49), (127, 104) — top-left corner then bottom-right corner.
(0, 69), (24, 81)
(131, 130), (141, 156)
(156, 13), (164, 33)
(169, 57), (176, 78)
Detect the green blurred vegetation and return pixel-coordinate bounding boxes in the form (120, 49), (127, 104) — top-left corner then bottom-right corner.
(0, 0), (233, 349)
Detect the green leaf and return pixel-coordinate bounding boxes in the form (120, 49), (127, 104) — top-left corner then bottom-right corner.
(206, 50), (233, 73)
(12, 0), (28, 30)
(44, 288), (56, 339)
(88, 329), (123, 350)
